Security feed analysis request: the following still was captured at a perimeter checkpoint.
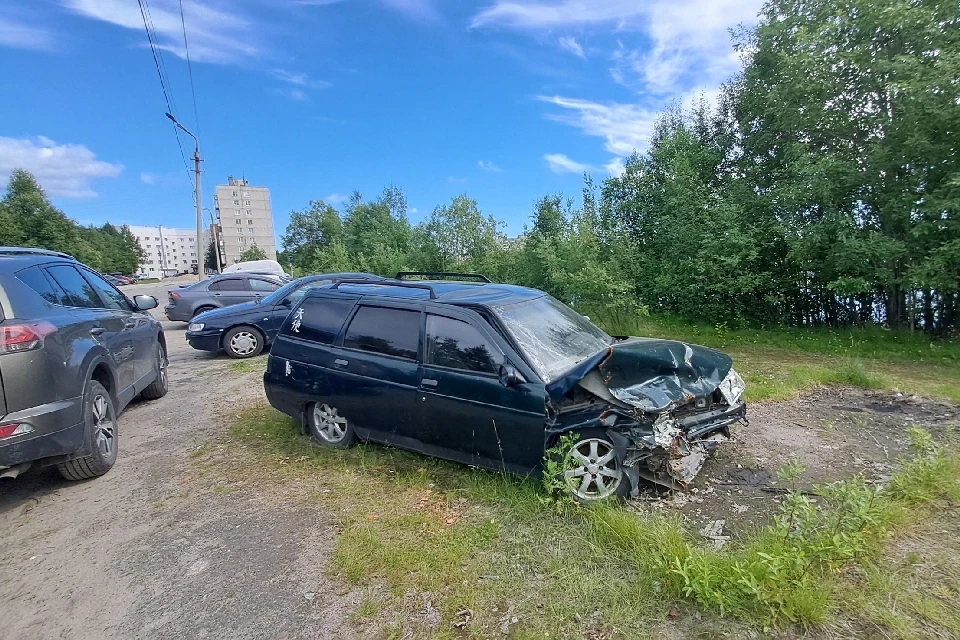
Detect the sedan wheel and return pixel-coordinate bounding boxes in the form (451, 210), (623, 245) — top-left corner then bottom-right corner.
(563, 437), (624, 501)
(308, 403), (355, 449)
(224, 326), (264, 358)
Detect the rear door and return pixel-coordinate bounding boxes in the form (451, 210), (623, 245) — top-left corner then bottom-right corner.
(326, 303), (422, 443)
(208, 277), (254, 307)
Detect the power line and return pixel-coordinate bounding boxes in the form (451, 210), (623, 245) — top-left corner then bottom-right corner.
(178, 0), (202, 143)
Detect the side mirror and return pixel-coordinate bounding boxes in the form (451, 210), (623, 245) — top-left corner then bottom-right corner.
(134, 295), (158, 311)
(279, 297), (292, 308)
(498, 364), (525, 388)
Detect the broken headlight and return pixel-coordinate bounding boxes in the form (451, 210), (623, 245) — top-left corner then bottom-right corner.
(718, 368), (745, 406)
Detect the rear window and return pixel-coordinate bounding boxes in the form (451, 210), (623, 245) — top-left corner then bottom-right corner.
(17, 266), (66, 305)
(343, 306), (420, 360)
(47, 265), (103, 308)
(282, 296), (356, 345)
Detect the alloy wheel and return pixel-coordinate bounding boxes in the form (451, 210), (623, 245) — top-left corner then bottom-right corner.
(229, 331), (259, 356)
(312, 404), (348, 443)
(563, 438), (622, 500)
(92, 394), (116, 458)
(157, 346), (168, 387)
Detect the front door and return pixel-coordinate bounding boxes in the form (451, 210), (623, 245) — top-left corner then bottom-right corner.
(208, 277), (255, 307)
(417, 312), (546, 472)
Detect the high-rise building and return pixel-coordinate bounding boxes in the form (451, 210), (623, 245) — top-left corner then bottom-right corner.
(128, 225), (209, 277)
(213, 176), (277, 265)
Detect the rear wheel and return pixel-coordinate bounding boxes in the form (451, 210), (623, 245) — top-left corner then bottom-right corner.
(307, 403), (356, 449)
(559, 431), (630, 502)
(57, 380), (118, 481)
(192, 305), (215, 318)
(223, 325), (264, 358)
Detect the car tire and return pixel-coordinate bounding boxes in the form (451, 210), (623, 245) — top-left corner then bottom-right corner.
(193, 305), (216, 318)
(56, 380), (118, 481)
(140, 343), (168, 400)
(555, 430), (630, 502)
(223, 325), (264, 359)
(307, 403), (356, 449)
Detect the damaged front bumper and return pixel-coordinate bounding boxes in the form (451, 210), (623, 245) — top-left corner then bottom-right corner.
(609, 401), (747, 493)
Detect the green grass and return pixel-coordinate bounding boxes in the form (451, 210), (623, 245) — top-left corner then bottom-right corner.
(228, 354), (268, 373)
(587, 309), (960, 402)
(229, 405), (960, 637)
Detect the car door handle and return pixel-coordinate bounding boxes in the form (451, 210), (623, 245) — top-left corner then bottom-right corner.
(421, 378), (438, 387)
(334, 358), (349, 367)
(124, 321), (137, 329)
(213, 293), (222, 296)
(90, 327), (106, 336)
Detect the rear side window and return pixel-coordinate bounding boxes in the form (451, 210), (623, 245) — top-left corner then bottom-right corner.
(426, 315), (500, 374)
(283, 296), (356, 345)
(249, 278), (280, 292)
(209, 278), (246, 291)
(343, 306), (419, 360)
(17, 266), (66, 305)
(47, 265), (103, 308)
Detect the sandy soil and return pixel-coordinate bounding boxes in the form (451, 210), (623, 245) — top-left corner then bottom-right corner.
(2, 281), (957, 637)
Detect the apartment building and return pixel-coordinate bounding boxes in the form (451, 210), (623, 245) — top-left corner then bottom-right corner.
(128, 225), (209, 277)
(213, 176), (277, 265)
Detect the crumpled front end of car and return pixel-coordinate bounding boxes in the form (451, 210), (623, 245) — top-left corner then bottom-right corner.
(546, 339), (748, 492)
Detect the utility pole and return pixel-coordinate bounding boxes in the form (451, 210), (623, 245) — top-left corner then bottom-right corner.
(165, 112), (205, 281)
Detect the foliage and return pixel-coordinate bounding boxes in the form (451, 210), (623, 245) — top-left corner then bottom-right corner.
(205, 241), (219, 272)
(238, 245), (268, 262)
(0, 170), (144, 274)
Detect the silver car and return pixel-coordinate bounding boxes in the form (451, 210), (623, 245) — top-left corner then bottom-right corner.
(164, 273), (285, 322)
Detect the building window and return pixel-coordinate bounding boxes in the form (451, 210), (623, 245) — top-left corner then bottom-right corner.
(235, 218), (241, 224)
(155, 237), (160, 240)
(246, 209), (252, 215)
(247, 219), (253, 224)
(190, 252), (195, 257)
(233, 199), (239, 205)
(235, 209), (241, 215)
(232, 191), (237, 196)
(244, 200), (251, 205)
(243, 191), (249, 197)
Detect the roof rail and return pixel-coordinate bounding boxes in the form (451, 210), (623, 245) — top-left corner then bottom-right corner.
(395, 271), (491, 283)
(331, 278), (438, 299)
(0, 247), (75, 260)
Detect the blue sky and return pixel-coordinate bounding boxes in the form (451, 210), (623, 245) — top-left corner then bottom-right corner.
(0, 0), (762, 239)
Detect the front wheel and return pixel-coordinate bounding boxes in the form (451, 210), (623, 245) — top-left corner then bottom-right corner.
(223, 326), (264, 359)
(559, 431), (630, 502)
(140, 343), (168, 400)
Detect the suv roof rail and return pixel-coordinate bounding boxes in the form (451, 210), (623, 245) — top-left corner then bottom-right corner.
(395, 271), (491, 283)
(0, 246), (75, 260)
(331, 278), (438, 299)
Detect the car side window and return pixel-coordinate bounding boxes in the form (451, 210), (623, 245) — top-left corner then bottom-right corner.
(342, 306), (419, 360)
(16, 266), (67, 305)
(285, 280), (331, 307)
(46, 265), (103, 308)
(249, 278), (280, 292)
(282, 296), (356, 344)
(426, 314), (501, 374)
(81, 269), (131, 311)
(209, 278), (246, 291)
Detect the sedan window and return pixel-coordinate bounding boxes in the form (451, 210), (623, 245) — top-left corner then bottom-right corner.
(249, 278), (280, 292)
(425, 315), (500, 374)
(342, 306), (419, 360)
(209, 278), (247, 291)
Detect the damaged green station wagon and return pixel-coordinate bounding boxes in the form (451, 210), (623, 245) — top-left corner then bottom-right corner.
(263, 274), (747, 501)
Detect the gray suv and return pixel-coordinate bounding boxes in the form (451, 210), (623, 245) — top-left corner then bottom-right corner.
(0, 248), (168, 481)
(164, 273), (285, 322)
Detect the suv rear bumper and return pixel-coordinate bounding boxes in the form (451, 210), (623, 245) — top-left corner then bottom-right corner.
(0, 398), (85, 467)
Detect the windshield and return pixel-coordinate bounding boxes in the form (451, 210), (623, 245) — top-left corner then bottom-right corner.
(261, 277), (331, 306)
(491, 295), (612, 383)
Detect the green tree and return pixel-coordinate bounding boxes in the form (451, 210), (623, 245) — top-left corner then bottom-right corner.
(239, 245), (268, 261)
(205, 241), (219, 272)
(281, 200), (343, 274)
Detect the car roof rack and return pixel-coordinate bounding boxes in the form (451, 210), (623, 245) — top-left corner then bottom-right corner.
(331, 278), (438, 299)
(0, 246), (75, 259)
(395, 271), (491, 283)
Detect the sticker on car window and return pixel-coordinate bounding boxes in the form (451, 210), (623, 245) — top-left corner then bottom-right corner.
(290, 307), (304, 333)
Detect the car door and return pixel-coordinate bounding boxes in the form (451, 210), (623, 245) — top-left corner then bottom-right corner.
(80, 267), (156, 387)
(45, 265), (140, 403)
(265, 278), (332, 340)
(416, 310), (546, 471)
(325, 302), (421, 444)
(208, 277), (254, 308)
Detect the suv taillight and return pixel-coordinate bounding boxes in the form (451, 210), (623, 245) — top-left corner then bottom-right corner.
(0, 321), (57, 354)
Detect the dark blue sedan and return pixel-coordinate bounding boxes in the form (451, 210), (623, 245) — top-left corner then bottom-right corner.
(185, 272), (381, 358)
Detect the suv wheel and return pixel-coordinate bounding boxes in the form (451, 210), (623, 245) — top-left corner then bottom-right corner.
(308, 403), (356, 449)
(559, 431), (630, 502)
(224, 326), (264, 359)
(56, 380), (118, 481)
(140, 343), (168, 400)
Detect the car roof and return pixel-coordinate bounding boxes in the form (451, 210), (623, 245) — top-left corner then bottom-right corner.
(323, 279), (545, 307)
(0, 251), (76, 271)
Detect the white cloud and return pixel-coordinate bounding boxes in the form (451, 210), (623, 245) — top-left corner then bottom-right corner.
(380, 0), (440, 22)
(272, 69), (331, 89)
(325, 193), (349, 204)
(0, 136), (123, 198)
(471, 0), (762, 94)
(0, 16), (55, 50)
(544, 153), (591, 174)
(140, 172), (157, 185)
(63, 0), (258, 64)
(604, 157), (625, 177)
(539, 95), (657, 156)
(558, 36), (585, 58)
(447, 176), (467, 183)
(409, 207), (418, 214)
(477, 160), (502, 172)
(274, 87), (309, 101)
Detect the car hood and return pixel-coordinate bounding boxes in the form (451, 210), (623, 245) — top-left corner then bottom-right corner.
(545, 337), (733, 412)
(194, 301), (262, 323)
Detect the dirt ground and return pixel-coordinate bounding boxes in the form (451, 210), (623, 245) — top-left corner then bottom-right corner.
(1, 280), (957, 638)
